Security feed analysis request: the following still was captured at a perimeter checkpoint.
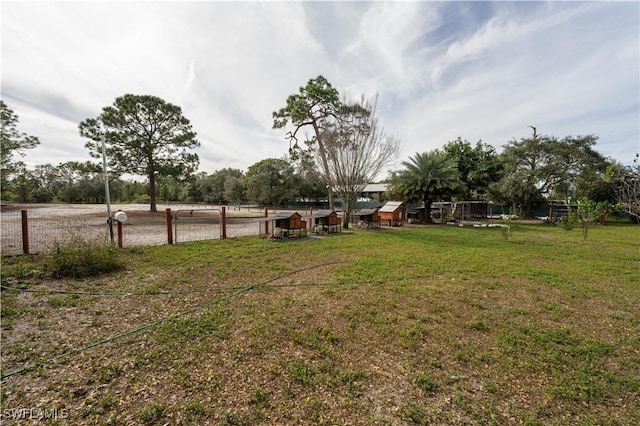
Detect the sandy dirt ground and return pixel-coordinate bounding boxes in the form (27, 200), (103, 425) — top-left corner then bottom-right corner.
(1, 203), (266, 255)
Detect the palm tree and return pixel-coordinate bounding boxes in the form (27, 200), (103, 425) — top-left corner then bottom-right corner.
(396, 150), (462, 223)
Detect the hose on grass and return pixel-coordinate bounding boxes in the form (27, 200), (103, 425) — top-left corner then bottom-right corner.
(1, 272), (437, 297)
(0, 284), (231, 296)
(0, 261), (352, 296)
(0, 261), (348, 381)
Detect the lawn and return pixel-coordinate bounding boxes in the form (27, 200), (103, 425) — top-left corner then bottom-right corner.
(1, 222), (639, 425)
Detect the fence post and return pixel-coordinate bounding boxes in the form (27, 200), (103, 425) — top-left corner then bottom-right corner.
(21, 209), (29, 254)
(117, 218), (123, 249)
(166, 208), (173, 244)
(221, 206), (227, 239)
(264, 207), (269, 235)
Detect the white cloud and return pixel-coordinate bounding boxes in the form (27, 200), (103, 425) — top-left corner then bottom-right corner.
(387, 1), (639, 163)
(1, 0), (638, 180)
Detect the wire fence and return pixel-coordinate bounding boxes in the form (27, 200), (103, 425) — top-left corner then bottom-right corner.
(1, 207), (109, 255)
(1, 204), (265, 255)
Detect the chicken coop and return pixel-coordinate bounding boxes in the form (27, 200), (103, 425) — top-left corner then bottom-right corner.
(309, 210), (341, 234)
(257, 211), (307, 239)
(406, 205), (426, 223)
(350, 208), (380, 228)
(378, 201), (405, 227)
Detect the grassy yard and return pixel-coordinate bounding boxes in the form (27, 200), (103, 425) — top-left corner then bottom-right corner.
(1, 222), (639, 425)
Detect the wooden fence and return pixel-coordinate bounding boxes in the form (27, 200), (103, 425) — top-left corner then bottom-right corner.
(1, 206), (265, 255)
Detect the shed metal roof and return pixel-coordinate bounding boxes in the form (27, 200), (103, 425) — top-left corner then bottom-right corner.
(363, 183), (387, 193)
(379, 201), (404, 213)
(352, 208), (378, 215)
(254, 211), (301, 222)
(407, 208), (424, 214)
(303, 209), (338, 219)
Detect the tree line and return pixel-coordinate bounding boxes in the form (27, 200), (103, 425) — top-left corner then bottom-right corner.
(1, 76), (638, 225)
(0, 156), (326, 207)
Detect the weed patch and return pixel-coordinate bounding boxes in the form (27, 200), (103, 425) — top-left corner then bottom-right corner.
(43, 237), (125, 279)
(138, 402), (164, 423)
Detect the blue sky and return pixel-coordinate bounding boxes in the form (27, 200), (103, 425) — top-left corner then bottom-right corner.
(2, 1), (638, 179)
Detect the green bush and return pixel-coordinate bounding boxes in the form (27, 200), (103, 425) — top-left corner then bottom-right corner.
(415, 372), (437, 393)
(138, 402), (164, 423)
(44, 237), (125, 279)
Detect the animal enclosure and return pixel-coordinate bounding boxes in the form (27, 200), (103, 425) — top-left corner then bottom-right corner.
(0, 204), (262, 255)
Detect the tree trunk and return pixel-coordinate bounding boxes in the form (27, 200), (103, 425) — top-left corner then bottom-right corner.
(312, 121), (335, 210)
(424, 197), (433, 223)
(149, 172), (157, 212)
(328, 186), (335, 210)
(342, 201), (350, 229)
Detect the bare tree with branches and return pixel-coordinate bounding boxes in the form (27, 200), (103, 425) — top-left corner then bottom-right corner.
(318, 94), (400, 228)
(272, 76), (369, 210)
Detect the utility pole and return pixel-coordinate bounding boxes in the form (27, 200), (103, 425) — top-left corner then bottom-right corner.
(101, 130), (114, 243)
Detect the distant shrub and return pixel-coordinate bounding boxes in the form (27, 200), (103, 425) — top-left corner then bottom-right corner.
(44, 236), (125, 279)
(133, 194), (151, 204)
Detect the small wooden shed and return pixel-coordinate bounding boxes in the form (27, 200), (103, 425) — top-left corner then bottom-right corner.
(309, 210), (341, 234)
(258, 211), (307, 238)
(351, 208), (380, 228)
(406, 204), (426, 223)
(378, 201), (405, 227)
